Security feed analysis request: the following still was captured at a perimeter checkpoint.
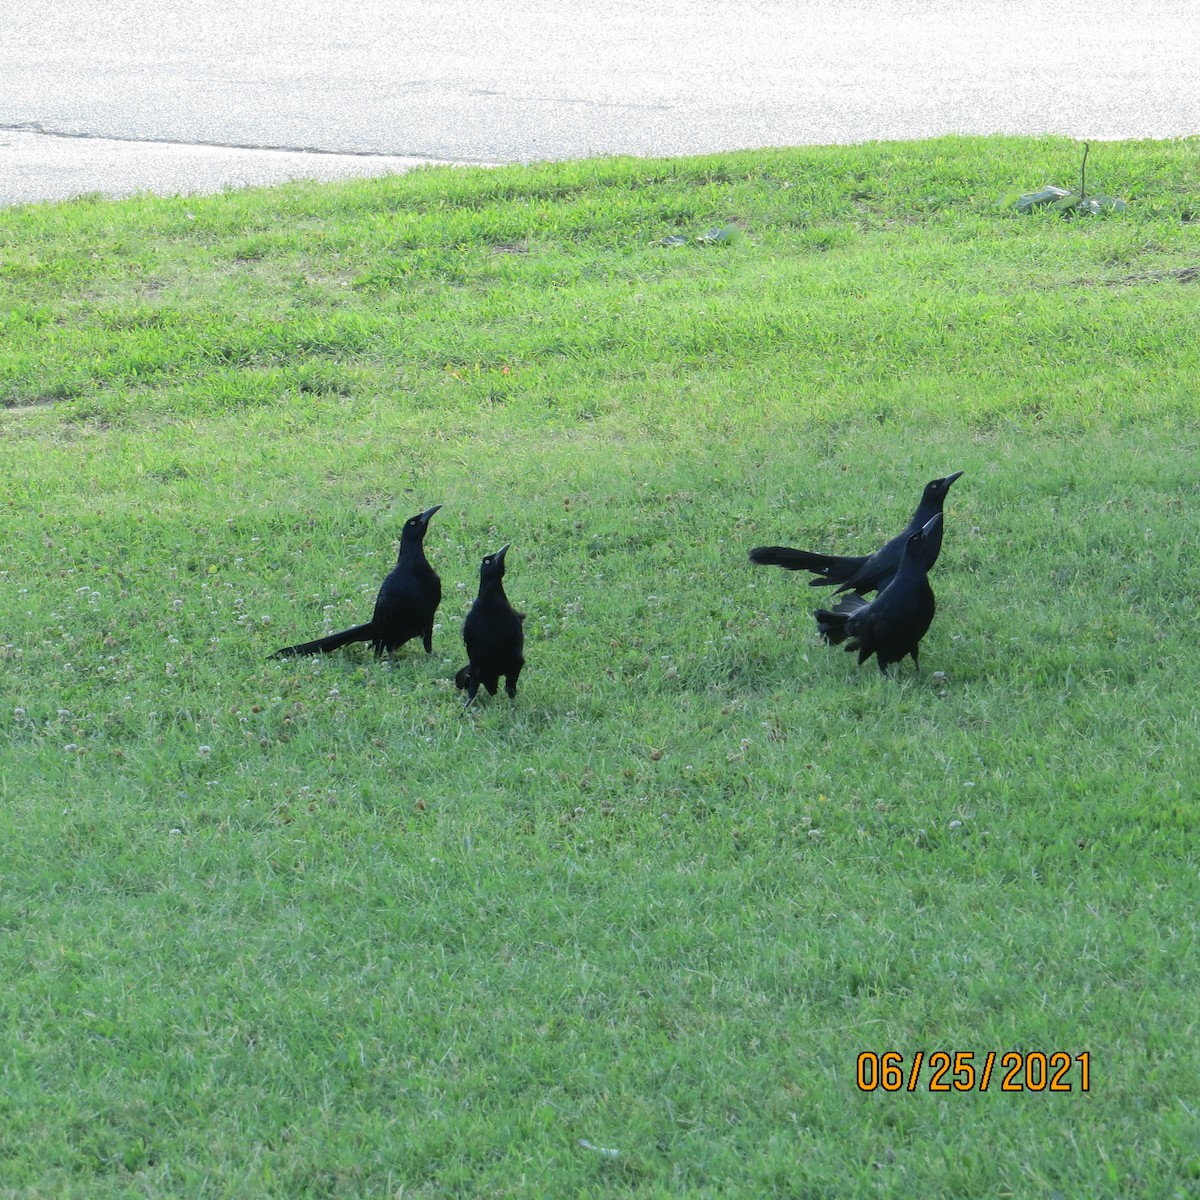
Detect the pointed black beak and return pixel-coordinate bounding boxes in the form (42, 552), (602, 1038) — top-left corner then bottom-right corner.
(419, 504), (443, 524)
(942, 471), (964, 488)
(492, 543), (510, 563)
(921, 512), (944, 537)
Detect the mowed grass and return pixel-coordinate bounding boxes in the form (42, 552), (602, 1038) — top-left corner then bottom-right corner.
(1, 136), (1199, 1197)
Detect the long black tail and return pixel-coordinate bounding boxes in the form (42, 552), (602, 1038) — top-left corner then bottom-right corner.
(813, 594), (869, 646)
(270, 623), (374, 659)
(748, 546), (868, 587)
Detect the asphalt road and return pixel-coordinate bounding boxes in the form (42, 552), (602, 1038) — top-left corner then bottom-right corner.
(2, 0), (1197, 206)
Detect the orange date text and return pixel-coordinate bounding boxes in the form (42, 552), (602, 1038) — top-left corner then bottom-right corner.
(856, 1050), (1091, 1093)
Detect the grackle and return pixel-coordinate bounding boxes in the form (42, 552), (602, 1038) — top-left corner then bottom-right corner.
(813, 512), (942, 676)
(749, 471), (962, 595)
(271, 505), (442, 659)
(455, 544), (525, 709)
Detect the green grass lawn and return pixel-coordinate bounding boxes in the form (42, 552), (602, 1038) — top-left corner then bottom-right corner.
(2, 136), (1199, 1198)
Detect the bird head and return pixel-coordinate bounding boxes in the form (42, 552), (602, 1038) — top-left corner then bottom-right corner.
(401, 504), (442, 544)
(479, 543), (510, 582)
(904, 512), (944, 568)
(921, 471), (963, 505)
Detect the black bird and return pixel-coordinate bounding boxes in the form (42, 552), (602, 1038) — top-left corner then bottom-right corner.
(271, 505), (443, 659)
(455, 544), (525, 709)
(749, 471), (962, 595)
(813, 512), (942, 676)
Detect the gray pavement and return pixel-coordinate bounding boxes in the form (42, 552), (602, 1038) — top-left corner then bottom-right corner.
(2, 0), (1198, 207)
(0, 129), (471, 207)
